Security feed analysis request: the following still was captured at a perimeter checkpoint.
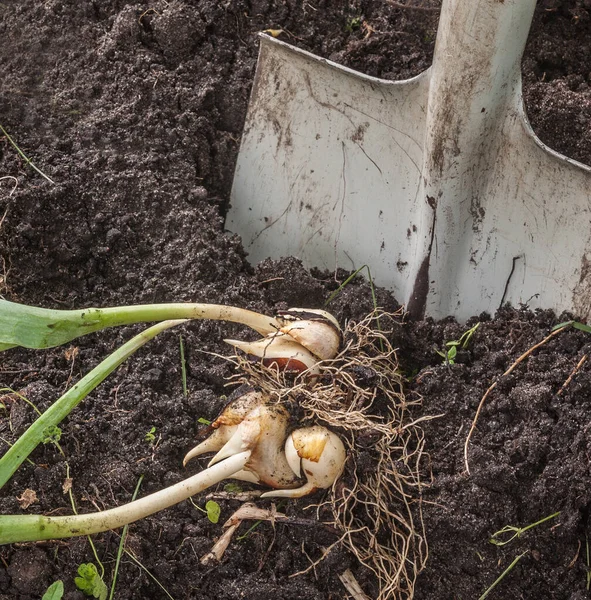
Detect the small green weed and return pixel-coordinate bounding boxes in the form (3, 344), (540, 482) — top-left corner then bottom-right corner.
(190, 498), (221, 523)
(74, 563), (108, 600)
(436, 323), (480, 365)
(42, 425), (63, 447)
(205, 500), (221, 524)
(145, 426), (156, 444)
(223, 482), (243, 493)
(345, 16), (362, 32)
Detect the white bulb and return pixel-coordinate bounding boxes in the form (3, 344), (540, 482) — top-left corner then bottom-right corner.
(261, 426), (346, 498)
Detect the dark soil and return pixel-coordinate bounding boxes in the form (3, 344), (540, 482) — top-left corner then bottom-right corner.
(1, 1), (591, 599)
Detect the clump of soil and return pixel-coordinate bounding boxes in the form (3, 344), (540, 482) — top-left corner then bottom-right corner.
(1, 1), (591, 599)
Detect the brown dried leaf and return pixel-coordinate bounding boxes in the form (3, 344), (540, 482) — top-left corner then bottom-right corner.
(64, 346), (79, 361)
(62, 477), (73, 495)
(17, 488), (38, 509)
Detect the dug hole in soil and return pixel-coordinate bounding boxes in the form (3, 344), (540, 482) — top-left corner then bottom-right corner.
(1, 1), (591, 599)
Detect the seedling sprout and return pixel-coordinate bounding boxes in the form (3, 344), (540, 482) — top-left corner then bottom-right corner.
(74, 563), (107, 600)
(206, 500), (221, 524)
(144, 426), (157, 444)
(435, 322), (480, 365)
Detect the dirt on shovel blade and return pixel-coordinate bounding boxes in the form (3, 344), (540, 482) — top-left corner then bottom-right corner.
(1, 1), (591, 599)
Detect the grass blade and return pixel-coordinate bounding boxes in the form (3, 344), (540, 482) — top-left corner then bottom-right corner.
(0, 124), (55, 184)
(478, 552), (527, 600)
(179, 335), (188, 397)
(0, 320), (186, 489)
(0, 299), (278, 351)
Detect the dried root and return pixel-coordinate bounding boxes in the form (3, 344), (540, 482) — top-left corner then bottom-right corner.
(227, 310), (430, 600)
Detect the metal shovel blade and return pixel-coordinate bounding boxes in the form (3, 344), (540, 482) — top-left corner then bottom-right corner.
(227, 0), (591, 321)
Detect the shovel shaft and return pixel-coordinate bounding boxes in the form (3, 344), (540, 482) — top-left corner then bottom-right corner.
(407, 0), (538, 318)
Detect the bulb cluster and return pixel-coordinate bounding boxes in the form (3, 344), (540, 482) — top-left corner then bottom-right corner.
(185, 308), (346, 497)
(184, 389), (347, 497)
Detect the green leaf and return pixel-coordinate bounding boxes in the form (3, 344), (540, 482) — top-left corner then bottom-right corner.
(447, 346), (457, 362)
(197, 417), (212, 425)
(205, 500), (221, 524)
(42, 580), (64, 600)
(74, 563), (108, 600)
(552, 320), (591, 334)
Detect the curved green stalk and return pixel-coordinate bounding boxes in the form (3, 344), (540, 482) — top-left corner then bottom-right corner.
(0, 300), (279, 351)
(0, 452), (250, 544)
(0, 320), (187, 489)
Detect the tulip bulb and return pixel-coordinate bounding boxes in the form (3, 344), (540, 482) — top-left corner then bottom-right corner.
(276, 308), (342, 360)
(224, 332), (320, 374)
(209, 403), (301, 489)
(261, 426), (347, 498)
(224, 308), (341, 374)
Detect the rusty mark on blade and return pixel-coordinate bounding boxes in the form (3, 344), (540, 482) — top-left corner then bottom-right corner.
(573, 252), (591, 321)
(407, 195), (437, 319)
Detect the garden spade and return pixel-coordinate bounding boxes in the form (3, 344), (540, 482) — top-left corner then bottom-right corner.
(227, 0), (591, 322)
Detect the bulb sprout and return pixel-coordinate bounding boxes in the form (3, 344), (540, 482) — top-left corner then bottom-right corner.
(183, 390), (268, 467)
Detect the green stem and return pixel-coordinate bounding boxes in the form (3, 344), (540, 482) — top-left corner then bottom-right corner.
(66, 463), (105, 579)
(179, 335), (188, 397)
(0, 320), (186, 489)
(0, 452), (249, 544)
(109, 475), (144, 600)
(478, 552), (527, 600)
(0, 300), (279, 351)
